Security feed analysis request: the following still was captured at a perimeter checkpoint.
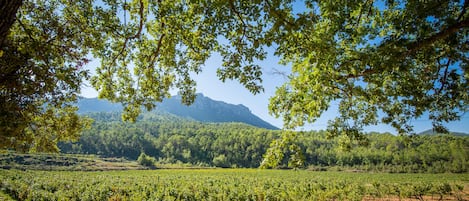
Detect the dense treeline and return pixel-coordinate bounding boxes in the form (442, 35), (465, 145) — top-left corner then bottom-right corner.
(60, 112), (277, 168)
(60, 112), (469, 172)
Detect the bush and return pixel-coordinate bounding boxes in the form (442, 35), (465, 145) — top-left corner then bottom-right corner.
(212, 154), (230, 168)
(137, 153), (156, 168)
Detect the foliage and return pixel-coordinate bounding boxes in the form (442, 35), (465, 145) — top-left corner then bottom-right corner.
(212, 154), (230, 168)
(85, 0), (271, 121)
(137, 152), (156, 168)
(1, 0), (95, 151)
(0, 169), (467, 200)
(269, 0), (469, 137)
(59, 112), (469, 173)
(260, 130), (305, 169)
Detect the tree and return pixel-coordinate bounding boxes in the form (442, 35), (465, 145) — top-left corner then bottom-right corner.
(1, 0), (468, 151)
(1, 0), (95, 151)
(0, 1), (22, 46)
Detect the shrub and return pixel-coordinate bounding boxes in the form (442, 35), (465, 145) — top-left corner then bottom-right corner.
(137, 153), (156, 168)
(212, 154), (230, 168)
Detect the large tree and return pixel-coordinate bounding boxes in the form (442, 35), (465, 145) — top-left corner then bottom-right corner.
(1, 0), (468, 151)
(0, 0), (97, 151)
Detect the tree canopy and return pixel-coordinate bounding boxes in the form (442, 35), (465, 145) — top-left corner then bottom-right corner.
(1, 0), (94, 151)
(0, 0), (468, 151)
(269, 0), (469, 137)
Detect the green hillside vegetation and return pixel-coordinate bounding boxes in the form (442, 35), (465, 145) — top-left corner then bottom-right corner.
(419, 129), (468, 137)
(58, 112), (469, 173)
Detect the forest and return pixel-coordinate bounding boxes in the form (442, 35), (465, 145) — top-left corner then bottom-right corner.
(58, 111), (469, 173)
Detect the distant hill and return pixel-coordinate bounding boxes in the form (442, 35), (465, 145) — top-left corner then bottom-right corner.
(76, 97), (123, 113)
(418, 129), (468, 136)
(77, 94), (278, 130)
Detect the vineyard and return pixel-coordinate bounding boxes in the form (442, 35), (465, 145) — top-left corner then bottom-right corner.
(1, 169), (468, 200)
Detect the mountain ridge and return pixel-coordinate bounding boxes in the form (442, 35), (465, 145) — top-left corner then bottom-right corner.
(77, 94), (279, 130)
(417, 129), (468, 136)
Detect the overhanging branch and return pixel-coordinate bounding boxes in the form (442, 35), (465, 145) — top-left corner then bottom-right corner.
(342, 18), (469, 80)
(405, 18), (469, 55)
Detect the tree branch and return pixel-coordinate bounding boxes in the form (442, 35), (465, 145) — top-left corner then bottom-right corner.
(436, 59), (451, 96)
(148, 29), (165, 69)
(354, 0), (372, 27)
(343, 17), (469, 80)
(264, 0), (296, 29)
(110, 0), (145, 67)
(133, 0), (145, 40)
(405, 18), (469, 55)
(146, 0), (165, 70)
(0, 0), (23, 46)
(457, 0), (468, 22)
(228, 0), (248, 50)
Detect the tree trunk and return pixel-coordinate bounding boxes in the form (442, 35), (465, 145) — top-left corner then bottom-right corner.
(0, 0), (23, 46)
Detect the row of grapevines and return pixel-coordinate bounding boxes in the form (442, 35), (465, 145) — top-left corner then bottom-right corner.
(0, 169), (467, 200)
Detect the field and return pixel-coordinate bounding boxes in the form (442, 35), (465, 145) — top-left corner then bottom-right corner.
(1, 169), (468, 201)
(0, 152), (144, 171)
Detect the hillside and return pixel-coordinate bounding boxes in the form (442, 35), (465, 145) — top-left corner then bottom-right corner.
(58, 112), (469, 172)
(158, 94), (278, 130)
(418, 129), (468, 136)
(77, 93), (278, 130)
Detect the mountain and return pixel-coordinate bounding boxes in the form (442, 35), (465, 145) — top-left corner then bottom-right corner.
(76, 97), (123, 113)
(161, 94), (278, 129)
(77, 94), (278, 130)
(418, 129), (468, 136)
